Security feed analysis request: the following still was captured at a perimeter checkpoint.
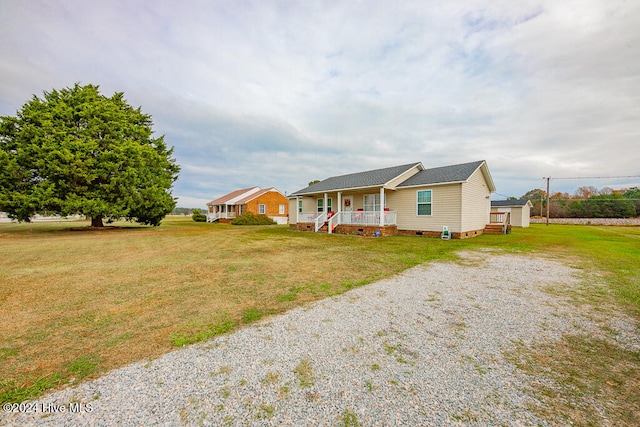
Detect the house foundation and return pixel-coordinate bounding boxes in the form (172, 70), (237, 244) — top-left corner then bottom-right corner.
(396, 228), (485, 239)
(293, 223), (397, 237)
(293, 223), (488, 238)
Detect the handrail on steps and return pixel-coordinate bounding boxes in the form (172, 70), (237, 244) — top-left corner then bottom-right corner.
(502, 212), (511, 234)
(327, 210), (341, 234)
(314, 212), (327, 232)
(490, 211), (511, 234)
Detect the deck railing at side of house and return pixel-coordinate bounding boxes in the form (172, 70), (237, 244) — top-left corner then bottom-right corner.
(490, 211), (507, 224)
(489, 211), (511, 234)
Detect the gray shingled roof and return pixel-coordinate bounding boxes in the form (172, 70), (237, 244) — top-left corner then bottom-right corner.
(290, 163), (421, 196)
(396, 160), (485, 187)
(491, 199), (530, 207)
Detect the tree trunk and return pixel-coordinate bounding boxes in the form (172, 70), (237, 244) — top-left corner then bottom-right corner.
(91, 216), (104, 227)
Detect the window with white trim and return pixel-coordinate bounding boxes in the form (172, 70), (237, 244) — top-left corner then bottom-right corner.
(417, 190), (432, 216)
(279, 204), (285, 215)
(259, 204), (266, 214)
(317, 198), (332, 213)
(298, 199), (303, 213)
(363, 194), (381, 212)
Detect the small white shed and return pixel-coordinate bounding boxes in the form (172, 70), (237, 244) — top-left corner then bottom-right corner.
(491, 200), (533, 228)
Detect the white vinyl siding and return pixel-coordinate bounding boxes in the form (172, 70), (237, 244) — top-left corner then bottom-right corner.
(386, 184), (462, 232)
(289, 197), (316, 224)
(289, 199), (298, 223)
(460, 168), (491, 231)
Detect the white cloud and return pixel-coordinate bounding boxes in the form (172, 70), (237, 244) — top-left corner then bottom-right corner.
(1, 0), (638, 203)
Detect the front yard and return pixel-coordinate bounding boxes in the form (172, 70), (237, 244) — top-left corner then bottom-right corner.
(1, 217), (638, 423)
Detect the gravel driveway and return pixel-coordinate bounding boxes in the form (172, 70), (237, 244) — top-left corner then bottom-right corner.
(2, 251), (634, 426)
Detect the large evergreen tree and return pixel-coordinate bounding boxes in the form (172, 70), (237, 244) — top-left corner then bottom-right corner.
(0, 83), (180, 226)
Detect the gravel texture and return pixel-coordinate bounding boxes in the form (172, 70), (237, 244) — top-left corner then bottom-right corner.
(2, 251), (636, 426)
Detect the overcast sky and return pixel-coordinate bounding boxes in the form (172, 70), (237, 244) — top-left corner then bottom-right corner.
(1, 0), (639, 207)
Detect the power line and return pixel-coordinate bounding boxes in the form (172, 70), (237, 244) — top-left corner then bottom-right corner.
(494, 192), (512, 199)
(547, 198), (640, 201)
(547, 175), (640, 180)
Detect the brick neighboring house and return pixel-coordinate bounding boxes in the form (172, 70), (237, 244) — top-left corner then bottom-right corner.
(288, 160), (507, 238)
(206, 187), (289, 224)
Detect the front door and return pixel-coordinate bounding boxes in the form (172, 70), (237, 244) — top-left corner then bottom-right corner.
(343, 196), (354, 213)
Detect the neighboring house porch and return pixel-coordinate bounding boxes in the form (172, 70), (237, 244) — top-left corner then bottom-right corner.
(207, 187), (289, 224)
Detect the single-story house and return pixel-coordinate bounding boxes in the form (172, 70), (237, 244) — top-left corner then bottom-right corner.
(288, 160), (504, 238)
(207, 187), (289, 224)
(491, 199), (533, 228)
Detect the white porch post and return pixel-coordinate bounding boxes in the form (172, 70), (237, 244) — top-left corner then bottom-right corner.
(380, 187), (385, 226)
(324, 193), (328, 213)
(296, 196), (300, 223)
(337, 192), (342, 212)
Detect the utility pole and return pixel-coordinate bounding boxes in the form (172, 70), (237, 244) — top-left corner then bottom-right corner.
(544, 177), (550, 226)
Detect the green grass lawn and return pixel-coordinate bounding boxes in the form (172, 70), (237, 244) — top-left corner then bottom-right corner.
(1, 217), (638, 423)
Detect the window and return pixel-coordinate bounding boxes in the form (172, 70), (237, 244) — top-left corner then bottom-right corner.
(259, 204), (266, 214)
(363, 194), (381, 212)
(417, 190), (432, 216)
(317, 198), (332, 213)
(298, 199), (303, 213)
(279, 204), (285, 215)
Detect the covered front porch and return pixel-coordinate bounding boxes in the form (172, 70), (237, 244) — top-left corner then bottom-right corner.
(206, 204), (240, 223)
(296, 210), (398, 234)
(292, 188), (398, 235)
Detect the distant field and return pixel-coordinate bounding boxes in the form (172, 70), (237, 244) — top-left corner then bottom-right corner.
(1, 217), (638, 411)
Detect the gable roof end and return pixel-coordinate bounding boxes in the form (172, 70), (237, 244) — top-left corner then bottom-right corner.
(207, 187), (261, 205)
(397, 160), (495, 191)
(235, 187), (286, 204)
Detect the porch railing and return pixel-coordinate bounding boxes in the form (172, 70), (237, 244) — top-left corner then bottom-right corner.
(490, 211), (511, 234)
(337, 210), (397, 226)
(314, 212), (327, 232)
(297, 212), (319, 223)
(300, 211), (398, 231)
(490, 211), (507, 224)
(207, 212), (237, 222)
